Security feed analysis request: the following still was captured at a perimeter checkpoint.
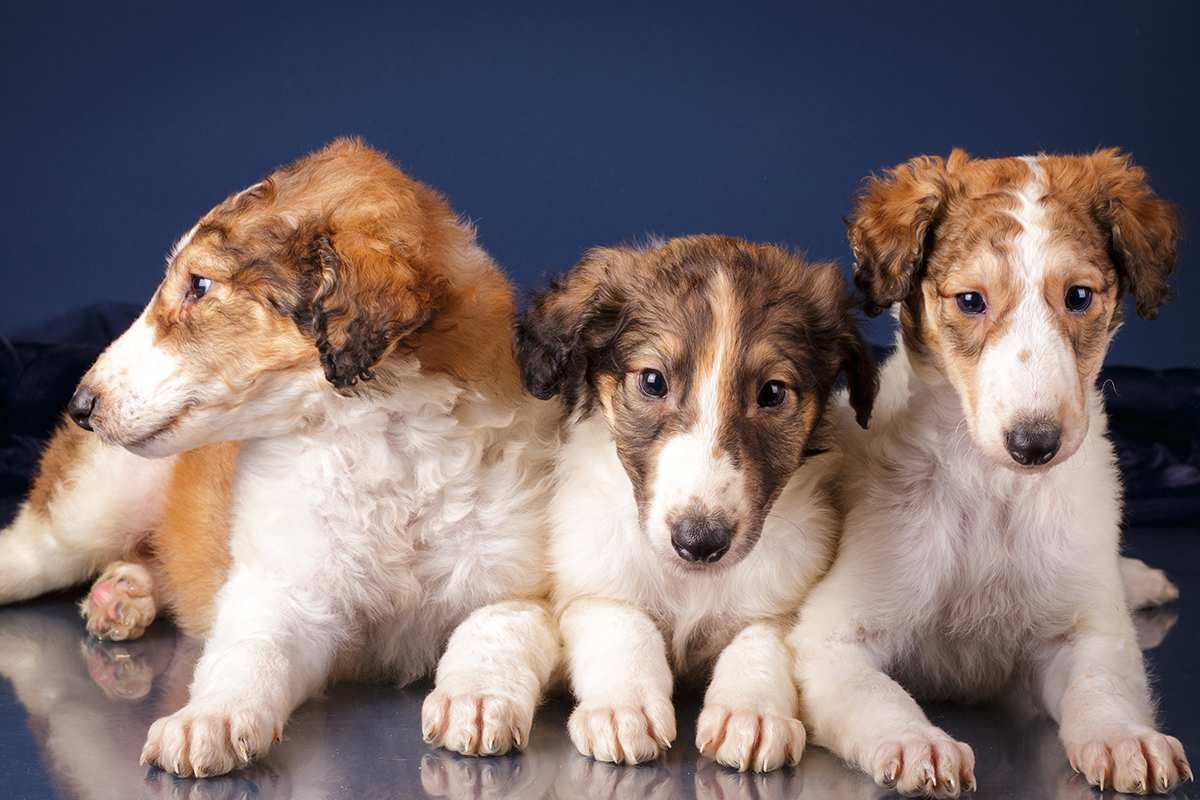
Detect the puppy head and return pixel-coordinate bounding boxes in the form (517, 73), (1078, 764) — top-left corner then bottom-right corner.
(848, 149), (1178, 470)
(517, 235), (875, 570)
(71, 139), (451, 456)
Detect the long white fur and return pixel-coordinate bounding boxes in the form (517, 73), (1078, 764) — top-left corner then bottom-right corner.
(130, 356), (561, 775)
(788, 159), (1190, 797)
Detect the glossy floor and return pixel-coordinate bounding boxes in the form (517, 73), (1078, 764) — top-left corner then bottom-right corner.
(0, 531), (1195, 800)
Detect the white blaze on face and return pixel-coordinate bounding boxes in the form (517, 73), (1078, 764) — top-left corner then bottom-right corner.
(85, 309), (191, 451)
(645, 271), (744, 546)
(973, 156), (1084, 463)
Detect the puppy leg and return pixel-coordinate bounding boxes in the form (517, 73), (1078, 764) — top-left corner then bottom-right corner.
(79, 559), (160, 641)
(1040, 608), (1191, 794)
(789, 592), (975, 800)
(561, 597), (675, 765)
(1119, 556), (1179, 610)
(0, 424), (174, 604)
(422, 599), (560, 756)
(140, 563), (339, 777)
(696, 622), (806, 772)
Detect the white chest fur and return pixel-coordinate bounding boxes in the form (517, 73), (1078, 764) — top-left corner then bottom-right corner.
(228, 360), (553, 681)
(550, 414), (838, 675)
(835, 354), (1123, 697)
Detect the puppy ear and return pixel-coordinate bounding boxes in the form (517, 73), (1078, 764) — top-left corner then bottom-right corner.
(839, 319), (878, 429)
(847, 152), (957, 316)
(1089, 149), (1180, 320)
(297, 225), (447, 389)
(514, 247), (628, 402)
(805, 262), (878, 430)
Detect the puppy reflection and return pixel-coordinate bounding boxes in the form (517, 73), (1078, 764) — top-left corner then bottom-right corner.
(0, 600), (1178, 800)
(0, 604), (332, 800)
(0, 603), (183, 799)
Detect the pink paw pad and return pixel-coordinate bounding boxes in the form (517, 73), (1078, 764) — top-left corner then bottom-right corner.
(80, 564), (156, 641)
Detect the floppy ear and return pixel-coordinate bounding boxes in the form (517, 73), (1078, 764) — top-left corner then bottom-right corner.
(847, 153), (957, 316)
(514, 247), (629, 403)
(839, 318), (878, 429)
(298, 226), (447, 389)
(1089, 149), (1181, 320)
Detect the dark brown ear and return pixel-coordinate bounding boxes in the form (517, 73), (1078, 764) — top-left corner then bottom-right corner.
(298, 226), (447, 389)
(514, 247), (631, 406)
(1089, 149), (1181, 320)
(839, 318), (878, 429)
(847, 153), (957, 316)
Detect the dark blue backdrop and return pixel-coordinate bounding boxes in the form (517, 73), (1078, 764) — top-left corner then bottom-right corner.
(2, 1), (1196, 366)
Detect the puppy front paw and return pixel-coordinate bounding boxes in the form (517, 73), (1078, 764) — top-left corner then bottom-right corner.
(141, 703), (282, 777)
(1066, 726), (1191, 794)
(866, 725), (976, 798)
(696, 704), (805, 772)
(422, 687), (534, 756)
(567, 693), (675, 765)
(80, 561), (156, 641)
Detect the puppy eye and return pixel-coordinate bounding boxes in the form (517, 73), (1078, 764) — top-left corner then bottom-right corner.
(1065, 285), (1093, 313)
(955, 291), (987, 315)
(756, 380), (787, 408)
(188, 275), (213, 301)
(638, 369), (668, 399)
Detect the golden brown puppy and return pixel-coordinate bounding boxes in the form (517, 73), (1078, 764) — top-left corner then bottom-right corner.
(0, 139), (560, 776)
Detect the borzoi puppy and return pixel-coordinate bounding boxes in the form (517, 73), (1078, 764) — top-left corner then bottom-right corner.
(788, 149), (1190, 796)
(0, 139), (560, 776)
(513, 235), (877, 771)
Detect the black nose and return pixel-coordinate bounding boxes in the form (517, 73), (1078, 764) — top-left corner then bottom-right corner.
(670, 515), (733, 564)
(1005, 420), (1061, 466)
(67, 386), (98, 431)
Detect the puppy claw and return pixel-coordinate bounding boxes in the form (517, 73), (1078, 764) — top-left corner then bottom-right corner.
(569, 696), (676, 765)
(421, 687), (534, 757)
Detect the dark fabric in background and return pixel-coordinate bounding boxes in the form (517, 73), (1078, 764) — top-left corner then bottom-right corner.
(1, 305), (1197, 530)
(0, 1), (1197, 367)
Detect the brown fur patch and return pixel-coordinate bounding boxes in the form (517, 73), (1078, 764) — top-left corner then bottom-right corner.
(26, 417), (91, 513)
(150, 443), (238, 637)
(142, 138), (521, 402)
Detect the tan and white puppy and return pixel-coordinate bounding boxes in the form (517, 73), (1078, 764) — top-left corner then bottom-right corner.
(512, 236), (877, 771)
(0, 140), (561, 776)
(789, 150), (1190, 796)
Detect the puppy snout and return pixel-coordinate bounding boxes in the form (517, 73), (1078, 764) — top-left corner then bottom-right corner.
(1004, 418), (1061, 467)
(670, 515), (733, 564)
(68, 385), (99, 431)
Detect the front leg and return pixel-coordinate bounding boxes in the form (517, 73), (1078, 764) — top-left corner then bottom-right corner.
(140, 563), (340, 777)
(696, 621), (806, 772)
(561, 597), (676, 765)
(1039, 608), (1191, 794)
(788, 590), (975, 799)
(422, 599), (560, 756)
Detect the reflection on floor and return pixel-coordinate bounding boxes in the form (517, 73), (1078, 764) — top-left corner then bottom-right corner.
(0, 534), (1195, 800)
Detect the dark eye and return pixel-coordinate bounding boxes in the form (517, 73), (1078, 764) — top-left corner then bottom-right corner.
(756, 380), (787, 408)
(188, 275), (213, 301)
(1065, 285), (1093, 313)
(638, 369), (668, 399)
(955, 291), (987, 315)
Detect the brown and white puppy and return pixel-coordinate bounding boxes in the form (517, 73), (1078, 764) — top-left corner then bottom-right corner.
(0, 139), (561, 776)
(789, 150), (1190, 797)
(513, 235), (876, 771)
